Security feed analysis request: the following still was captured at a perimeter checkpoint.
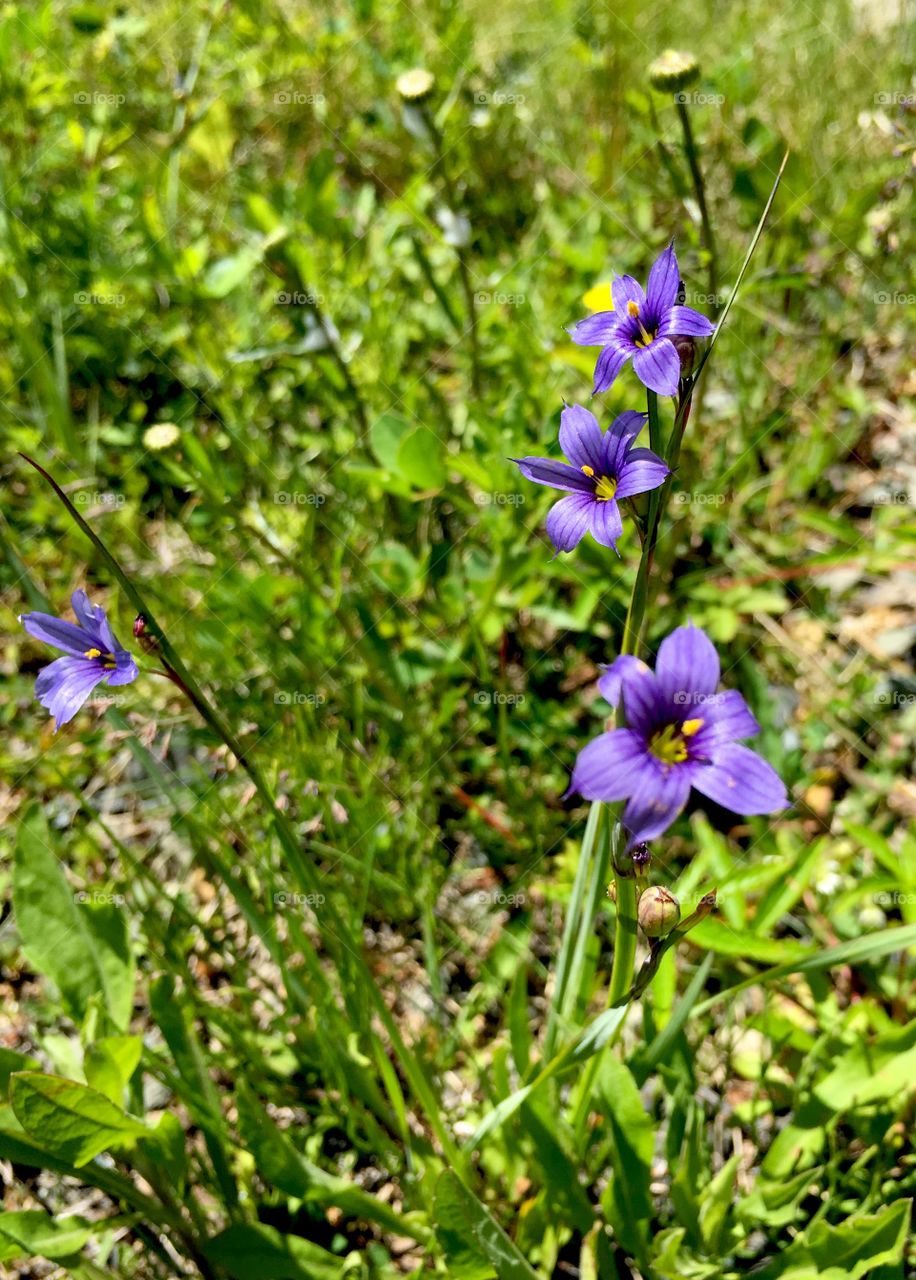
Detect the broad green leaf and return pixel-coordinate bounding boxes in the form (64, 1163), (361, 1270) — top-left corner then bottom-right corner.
(84, 1036), (143, 1104)
(763, 1199), (911, 1280)
(10, 1073), (146, 1167)
(434, 1171), (540, 1280)
(369, 411), (412, 470)
(201, 246), (263, 297)
(13, 806), (134, 1030)
(0, 1210), (91, 1261)
(396, 425), (446, 490)
(202, 1222), (345, 1280)
(136, 1113), (187, 1196)
(698, 1153), (739, 1254)
(599, 1055), (653, 1254)
(814, 1022), (916, 1111)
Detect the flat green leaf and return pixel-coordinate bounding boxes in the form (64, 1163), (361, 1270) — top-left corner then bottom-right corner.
(396, 425), (446, 490)
(0, 1048), (40, 1098)
(201, 246), (262, 297)
(13, 806), (134, 1030)
(435, 1171), (540, 1280)
(10, 1073), (147, 1168)
(0, 1209), (91, 1261)
(84, 1035), (143, 1104)
(766, 1199), (911, 1280)
(814, 1022), (916, 1111)
(202, 1222), (345, 1280)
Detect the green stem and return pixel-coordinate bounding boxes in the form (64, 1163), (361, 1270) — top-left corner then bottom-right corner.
(607, 873), (638, 1007)
(675, 98), (719, 309)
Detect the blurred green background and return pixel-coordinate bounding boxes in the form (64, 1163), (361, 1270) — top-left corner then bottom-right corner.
(1, 0), (915, 1274)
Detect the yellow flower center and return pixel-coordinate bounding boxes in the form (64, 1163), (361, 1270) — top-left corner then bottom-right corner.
(626, 298), (655, 346)
(84, 647), (102, 659)
(595, 475), (618, 501)
(648, 718), (704, 764)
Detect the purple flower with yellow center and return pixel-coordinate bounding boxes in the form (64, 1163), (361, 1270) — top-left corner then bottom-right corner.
(570, 624), (788, 846)
(513, 405), (669, 554)
(19, 589), (139, 730)
(569, 243), (714, 397)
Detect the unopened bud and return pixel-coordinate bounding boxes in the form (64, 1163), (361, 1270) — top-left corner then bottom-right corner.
(648, 49), (700, 94)
(672, 334), (696, 377)
(133, 615), (146, 639)
(396, 68), (435, 103)
(637, 885), (681, 938)
(631, 843), (651, 873)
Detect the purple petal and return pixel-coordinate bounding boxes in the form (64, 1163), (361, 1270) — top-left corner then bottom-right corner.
(690, 690), (759, 753)
(654, 624), (720, 704)
(569, 728), (649, 802)
(559, 404), (605, 472)
(622, 761), (692, 846)
(615, 448), (670, 500)
(589, 499), (623, 551)
(621, 667), (666, 738)
(611, 275), (646, 314)
(659, 304), (715, 339)
(34, 656), (108, 729)
(593, 343), (631, 395)
(602, 411), (647, 474)
(20, 611), (95, 657)
(645, 243), (680, 318)
(691, 743), (788, 815)
(568, 312), (618, 347)
(106, 652), (139, 687)
(597, 655), (652, 709)
(545, 493), (594, 553)
(514, 457), (595, 493)
(632, 339), (681, 396)
(71, 589), (105, 632)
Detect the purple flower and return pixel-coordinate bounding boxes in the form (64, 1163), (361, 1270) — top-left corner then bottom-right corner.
(570, 624), (788, 846)
(568, 243), (714, 397)
(513, 405), (669, 554)
(19, 589), (139, 729)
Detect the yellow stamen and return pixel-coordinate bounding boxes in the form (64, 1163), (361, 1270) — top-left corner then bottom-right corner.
(681, 717), (704, 737)
(626, 299), (640, 318)
(595, 475), (618, 502)
(649, 724), (689, 764)
(581, 464), (595, 477)
(84, 647), (102, 659)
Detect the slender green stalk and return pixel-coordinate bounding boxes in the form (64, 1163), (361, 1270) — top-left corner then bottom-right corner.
(675, 99), (719, 309)
(607, 874), (638, 1006)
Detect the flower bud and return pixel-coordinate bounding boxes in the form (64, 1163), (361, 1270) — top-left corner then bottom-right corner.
(648, 49), (700, 94)
(671, 334), (696, 377)
(637, 885), (681, 938)
(631, 843), (651, 874)
(396, 68), (435, 103)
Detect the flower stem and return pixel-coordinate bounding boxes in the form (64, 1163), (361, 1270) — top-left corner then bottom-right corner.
(675, 98), (719, 310)
(607, 872), (638, 1006)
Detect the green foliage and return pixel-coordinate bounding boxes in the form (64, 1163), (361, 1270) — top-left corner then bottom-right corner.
(1, 0), (914, 1275)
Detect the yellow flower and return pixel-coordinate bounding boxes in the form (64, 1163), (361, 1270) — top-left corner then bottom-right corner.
(582, 282), (613, 312)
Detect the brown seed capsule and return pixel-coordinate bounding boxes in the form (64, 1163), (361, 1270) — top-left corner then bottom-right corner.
(637, 885), (681, 938)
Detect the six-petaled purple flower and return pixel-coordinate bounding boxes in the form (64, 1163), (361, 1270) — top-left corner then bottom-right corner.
(20, 589), (139, 729)
(570, 624), (788, 846)
(513, 404), (669, 554)
(569, 243), (714, 397)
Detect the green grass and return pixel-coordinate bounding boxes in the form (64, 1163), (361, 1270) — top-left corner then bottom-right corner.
(0, 0), (914, 1276)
